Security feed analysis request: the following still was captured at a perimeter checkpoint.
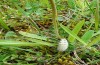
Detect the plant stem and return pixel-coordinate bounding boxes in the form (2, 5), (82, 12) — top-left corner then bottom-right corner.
(49, 0), (60, 39)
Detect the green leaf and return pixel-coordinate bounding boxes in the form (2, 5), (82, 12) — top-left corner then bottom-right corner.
(68, 20), (84, 42)
(15, 4), (29, 16)
(89, 0), (97, 8)
(0, 40), (54, 46)
(13, 2), (40, 33)
(25, 0), (32, 9)
(25, 38), (56, 46)
(0, 54), (7, 61)
(40, 0), (49, 7)
(86, 35), (100, 47)
(94, 0), (99, 31)
(85, 0), (95, 13)
(0, 18), (10, 30)
(93, 30), (100, 37)
(60, 24), (86, 45)
(19, 31), (47, 40)
(81, 30), (94, 43)
(67, 0), (75, 9)
(5, 31), (17, 39)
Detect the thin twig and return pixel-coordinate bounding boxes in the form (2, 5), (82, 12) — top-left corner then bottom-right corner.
(74, 50), (88, 65)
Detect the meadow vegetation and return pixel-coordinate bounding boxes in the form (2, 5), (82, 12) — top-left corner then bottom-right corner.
(0, 0), (100, 65)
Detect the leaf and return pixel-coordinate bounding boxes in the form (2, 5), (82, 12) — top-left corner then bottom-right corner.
(0, 54), (7, 61)
(27, 16), (41, 33)
(81, 30), (94, 43)
(15, 0), (40, 33)
(89, 0), (97, 10)
(5, 31), (17, 39)
(25, 0), (32, 9)
(68, 20), (84, 42)
(94, 0), (99, 31)
(19, 31), (47, 40)
(84, 0), (94, 13)
(93, 30), (100, 37)
(40, 0), (49, 7)
(60, 24), (86, 45)
(0, 18), (10, 30)
(15, 4), (29, 16)
(86, 35), (100, 47)
(0, 40), (54, 46)
(67, 0), (75, 9)
(25, 38), (56, 46)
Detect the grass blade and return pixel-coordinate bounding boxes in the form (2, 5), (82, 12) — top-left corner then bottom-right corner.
(86, 35), (100, 47)
(19, 31), (47, 40)
(60, 24), (86, 45)
(85, 0), (94, 14)
(14, 2), (40, 33)
(67, 0), (75, 9)
(0, 18), (10, 31)
(93, 30), (100, 37)
(81, 30), (94, 43)
(0, 40), (54, 46)
(68, 20), (84, 42)
(94, 0), (99, 31)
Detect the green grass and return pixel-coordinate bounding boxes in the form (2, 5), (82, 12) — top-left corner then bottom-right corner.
(0, 0), (100, 65)
(0, 18), (10, 31)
